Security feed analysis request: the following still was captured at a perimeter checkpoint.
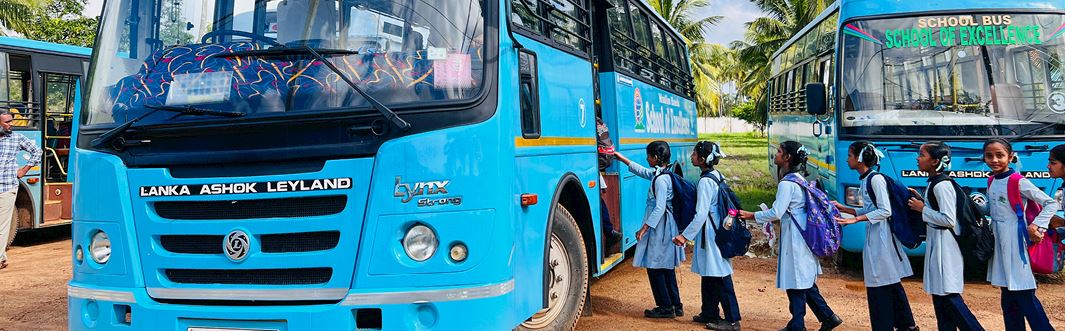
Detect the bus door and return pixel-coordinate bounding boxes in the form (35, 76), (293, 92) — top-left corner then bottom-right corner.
(813, 54), (838, 196)
(40, 72), (78, 224)
(591, 0), (623, 261)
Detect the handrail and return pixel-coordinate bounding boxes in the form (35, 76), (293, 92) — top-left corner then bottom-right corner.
(44, 147), (67, 177)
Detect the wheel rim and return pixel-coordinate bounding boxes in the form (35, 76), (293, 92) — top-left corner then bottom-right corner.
(522, 234), (572, 328)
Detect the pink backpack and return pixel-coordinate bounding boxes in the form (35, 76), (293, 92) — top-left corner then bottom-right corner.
(990, 173), (1063, 274)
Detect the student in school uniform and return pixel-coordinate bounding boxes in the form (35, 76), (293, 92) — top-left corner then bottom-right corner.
(1046, 145), (1065, 228)
(615, 141), (685, 319)
(737, 141), (843, 331)
(672, 141), (740, 331)
(906, 141), (984, 331)
(832, 141), (918, 331)
(982, 138), (1058, 331)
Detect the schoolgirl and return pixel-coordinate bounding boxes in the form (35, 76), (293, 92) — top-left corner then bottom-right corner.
(615, 141), (685, 318)
(832, 141), (917, 331)
(905, 141), (984, 331)
(672, 141), (740, 330)
(982, 138), (1058, 331)
(737, 141), (842, 331)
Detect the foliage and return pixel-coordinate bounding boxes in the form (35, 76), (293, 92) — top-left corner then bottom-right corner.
(718, 0), (829, 122)
(699, 132), (774, 208)
(22, 0), (98, 47)
(648, 0), (729, 116)
(731, 100), (766, 134)
(0, 0), (42, 35)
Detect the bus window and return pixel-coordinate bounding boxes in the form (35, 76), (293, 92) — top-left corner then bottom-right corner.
(7, 55), (33, 128)
(44, 73), (78, 115)
(606, 0), (634, 71)
(512, 0), (542, 33)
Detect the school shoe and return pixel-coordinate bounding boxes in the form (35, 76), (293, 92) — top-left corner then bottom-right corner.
(706, 321), (741, 331)
(644, 306), (676, 318)
(673, 304), (684, 317)
(605, 230), (622, 247)
(817, 314), (843, 331)
(692, 313), (721, 324)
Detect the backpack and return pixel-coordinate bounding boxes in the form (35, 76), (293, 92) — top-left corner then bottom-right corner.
(927, 175), (995, 263)
(654, 167), (697, 231)
(595, 117), (615, 170)
(867, 172), (926, 250)
(705, 172), (752, 259)
(782, 173), (843, 257)
(992, 172), (1064, 274)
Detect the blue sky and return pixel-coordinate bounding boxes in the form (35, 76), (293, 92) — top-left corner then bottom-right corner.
(699, 0), (766, 45)
(83, 0), (763, 46)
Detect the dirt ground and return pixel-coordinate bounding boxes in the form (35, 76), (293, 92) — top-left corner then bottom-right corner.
(2, 230), (1064, 331)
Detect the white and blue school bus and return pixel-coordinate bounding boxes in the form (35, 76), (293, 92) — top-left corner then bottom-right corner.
(766, 0), (1065, 259)
(0, 37), (90, 243)
(68, 0), (696, 330)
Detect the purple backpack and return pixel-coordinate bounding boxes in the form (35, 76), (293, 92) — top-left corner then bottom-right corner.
(782, 173), (842, 257)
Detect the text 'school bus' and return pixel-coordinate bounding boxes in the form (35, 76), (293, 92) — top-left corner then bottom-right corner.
(0, 37), (89, 243)
(68, 0), (696, 330)
(766, 0), (1065, 259)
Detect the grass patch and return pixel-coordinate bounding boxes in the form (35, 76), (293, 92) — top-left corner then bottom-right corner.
(698, 132), (776, 209)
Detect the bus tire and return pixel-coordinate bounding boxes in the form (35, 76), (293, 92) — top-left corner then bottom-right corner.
(518, 204), (589, 331)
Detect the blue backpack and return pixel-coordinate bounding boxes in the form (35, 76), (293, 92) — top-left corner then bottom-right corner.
(782, 173), (842, 257)
(654, 167), (697, 231)
(866, 172), (926, 250)
(705, 172), (752, 259)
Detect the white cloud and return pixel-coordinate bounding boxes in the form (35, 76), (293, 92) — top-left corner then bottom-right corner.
(695, 0), (766, 46)
(83, 0), (104, 18)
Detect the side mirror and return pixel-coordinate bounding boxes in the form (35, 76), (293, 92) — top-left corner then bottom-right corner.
(805, 82), (827, 116)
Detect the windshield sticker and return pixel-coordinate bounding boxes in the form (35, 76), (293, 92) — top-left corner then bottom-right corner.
(1048, 92), (1065, 114)
(850, 15), (1051, 49)
(166, 71), (233, 106)
(427, 47), (447, 60)
(1047, 23), (1065, 41)
(433, 53), (472, 89)
(139, 178), (353, 197)
(900, 170), (1051, 178)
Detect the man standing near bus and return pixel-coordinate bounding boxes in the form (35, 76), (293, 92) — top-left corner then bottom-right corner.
(0, 110), (42, 269)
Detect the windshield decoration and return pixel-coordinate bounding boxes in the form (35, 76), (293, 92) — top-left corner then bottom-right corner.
(843, 24), (884, 45)
(840, 13), (1065, 137)
(166, 71), (234, 106)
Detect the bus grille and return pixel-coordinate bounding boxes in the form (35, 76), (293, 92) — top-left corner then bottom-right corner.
(154, 196), (347, 220)
(160, 231), (341, 254)
(165, 268), (332, 285)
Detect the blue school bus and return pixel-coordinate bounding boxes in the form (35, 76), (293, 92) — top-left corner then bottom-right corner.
(0, 37), (90, 243)
(68, 0), (696, 329)
(766, 0), (1065, 258)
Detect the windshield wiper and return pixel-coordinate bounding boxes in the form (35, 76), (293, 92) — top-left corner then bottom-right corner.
(91, 105), (244, 149)
(1011, 121), (1064, 142)
(223, 46), (412, 132)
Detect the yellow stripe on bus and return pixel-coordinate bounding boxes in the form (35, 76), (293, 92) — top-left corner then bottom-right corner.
(514, 137), (596, 148)
(619, 137), (698, 145)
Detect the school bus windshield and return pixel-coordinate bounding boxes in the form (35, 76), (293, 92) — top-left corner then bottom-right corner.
(84, 0), (486, 127)
(839, 13), (1065, 138)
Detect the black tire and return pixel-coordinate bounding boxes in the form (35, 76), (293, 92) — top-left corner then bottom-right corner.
(518, 204), (589, 331)
(834, 248), (861, 271)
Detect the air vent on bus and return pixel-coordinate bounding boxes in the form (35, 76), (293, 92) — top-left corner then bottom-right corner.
(154, 196), (346, 220)
(164, 268), (332, 285)
(160, 231), (341, 254)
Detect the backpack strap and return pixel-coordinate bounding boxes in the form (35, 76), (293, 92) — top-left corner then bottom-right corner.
(1007, 172), (1025, 218)
(928, 175), (961, 237)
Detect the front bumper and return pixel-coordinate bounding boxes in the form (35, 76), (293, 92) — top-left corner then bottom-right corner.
(68, 279), (515, 330)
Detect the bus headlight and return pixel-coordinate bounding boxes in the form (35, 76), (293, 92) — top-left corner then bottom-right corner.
(845, 186), (863, 207)
(403, 224), (438, 262)
(89, 231), (111, 264)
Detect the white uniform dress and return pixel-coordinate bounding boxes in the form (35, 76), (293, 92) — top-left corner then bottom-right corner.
(857, 172), (914, 287)
(680, 170), (733, 277)
(922, 180), (965, 295)
(986, 172), (1059, 291)
(755, 180), (821, 290)
(630, 163), (685, 269)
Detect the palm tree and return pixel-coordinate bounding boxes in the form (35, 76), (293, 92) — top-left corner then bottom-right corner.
(734, 0), (828, 119)
(0, 0), (43, 35)
(647, 0), (730, 116)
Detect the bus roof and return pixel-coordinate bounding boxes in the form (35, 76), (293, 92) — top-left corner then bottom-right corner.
(0, 36), (91, 57)
(771, 0), (1065, 60)
(771, 1), (839, 60)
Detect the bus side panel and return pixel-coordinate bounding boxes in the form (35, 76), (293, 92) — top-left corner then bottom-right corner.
(508, 33), (599, 314)
(607, 73), (696, 250)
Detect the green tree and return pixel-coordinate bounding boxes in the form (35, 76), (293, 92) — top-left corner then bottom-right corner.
(648, 0), (731, 116)
(0, 0), (42, 35)
(24, 0), (98, 47)
(733, 0), (828, 123)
